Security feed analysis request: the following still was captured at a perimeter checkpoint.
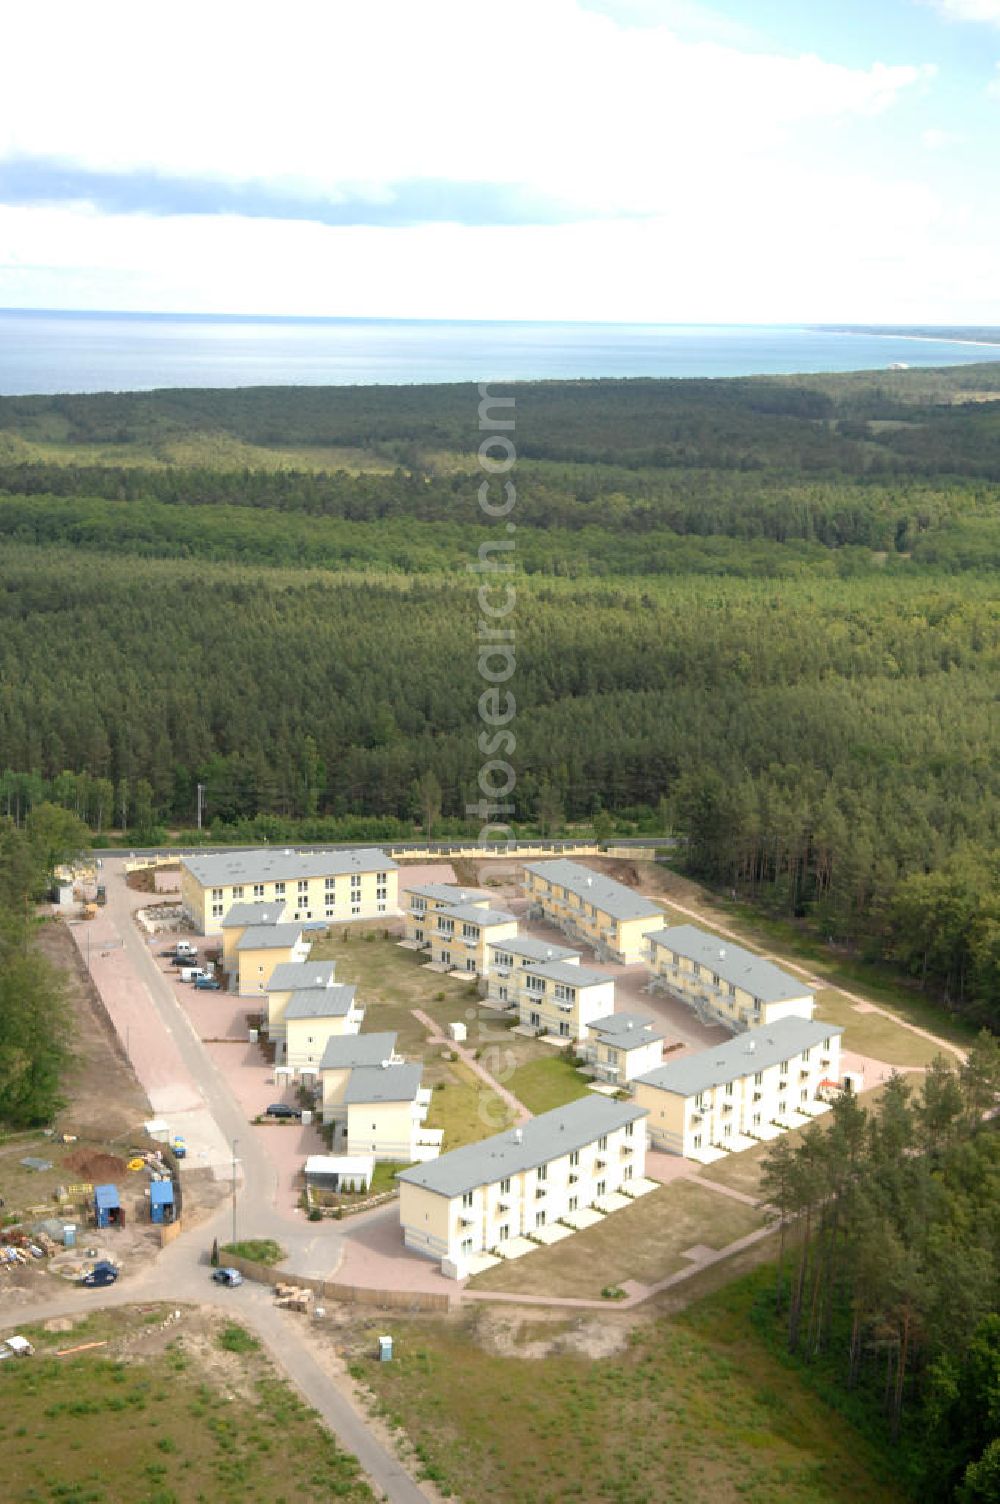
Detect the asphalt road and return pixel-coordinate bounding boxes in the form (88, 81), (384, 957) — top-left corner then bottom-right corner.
(75, 856), (430, 1503)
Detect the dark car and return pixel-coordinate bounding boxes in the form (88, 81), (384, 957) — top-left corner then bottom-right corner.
(212, 1266), (244, 1287)
(81, 1259), (118, 1288)
(265, 1103), (301, 1119)
(194, 976), (221, 990)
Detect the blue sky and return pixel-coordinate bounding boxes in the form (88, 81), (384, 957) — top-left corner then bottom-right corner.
(1, 0), (999, 321)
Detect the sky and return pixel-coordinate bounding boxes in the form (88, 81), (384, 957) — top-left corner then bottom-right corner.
(1, 0), (999, 322)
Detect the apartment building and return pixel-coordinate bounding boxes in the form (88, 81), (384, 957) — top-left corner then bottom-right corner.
(180, 847), (398, 935)
(265, 958), (338, 1041)
(523, 859), (662, 963)
(583, 1013), (666, 1086)
(236, 924), (310, 996)
(318, 1032), (402, 1125)
(428, 904), (518, 976)
(402, 883), (493, 948)
(516, 959), (615, 1042)
(646, 924), (815, 1032)
(343, 1063), (441, 1163)
(398, 1096), (648, 1276)
(283, 985), (364, 1072)
(634, 1016), (843, 1158)
(220, 901), (287, 971)
(483, 934), (578, 985)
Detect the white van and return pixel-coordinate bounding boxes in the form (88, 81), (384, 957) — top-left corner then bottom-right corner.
(174, 939), (197, 957)
(179, 966), (211, 983)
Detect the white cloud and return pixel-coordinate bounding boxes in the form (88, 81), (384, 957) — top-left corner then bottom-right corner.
(0, 0), (933, 220)
(923, 0), (1000, 23)
(921, 127), (965, 146)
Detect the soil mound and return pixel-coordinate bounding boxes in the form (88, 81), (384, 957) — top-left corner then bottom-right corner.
(62, 1148), (128, 1181)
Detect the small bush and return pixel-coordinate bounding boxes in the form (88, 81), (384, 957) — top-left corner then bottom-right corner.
(221, 1238), (284, 1265)
(216, 1324), (259, 1354)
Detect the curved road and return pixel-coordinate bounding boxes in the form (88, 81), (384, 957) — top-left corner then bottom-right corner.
(60, 856), (430, 1503)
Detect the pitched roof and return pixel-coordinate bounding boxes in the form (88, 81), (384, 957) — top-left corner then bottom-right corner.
(343, 1062), (423, 1105)
(398, 1096), (647, 1199)
(486, 936), (579, 964)
(635, 1017), (843, 1097)
(267, 959), (336, 992)
(284, 984), (357, 1021)
(523, 959), (610, 988)
(647, 924), (813, 1005)
(221, 902), (287, 929)
(435, 904), (517, 927)
(182, 846), (396, 887)
(406, 883), (493, 904)
(587, 1012), (667, 1050)
(319, 1032), (399, 1072)
(236, 924), (304, 951)
(524, 859), (662, 921)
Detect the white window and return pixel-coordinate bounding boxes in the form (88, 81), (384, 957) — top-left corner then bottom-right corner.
(559, 1022), (569, 1037)
(233, 885), (244, 899)
(211, 887), (223, 901)
(499, 1223), (509, 1241)
(351, 875), (361, 889)
(500, 1178), (511, 1195)
(352, 905), (361, 917)
(377, 872), (387, 883)
(275, 882), (286, 896)
(754, 1071), (763, 1086)
(497, 985), (508, 1002)
(800, 1088), (809, 1103)
(623, 1165), (633, 1180)
(568, 1196), (578, 1213)
(377, 903), (387, 914)
(253, 884), (264, 899)
(779, 1100), (786, 1115)
(779, 1060), (789, 1077)
(298, 880), (308, 895)
(212, 903), (223, 918)
(625, 1122), (634, 1138)
(598, 1136), (608, 1151)
(802, 1048), (811, 1062)
(537, 1164), (547, 1182)
(461, 1237), (473, 1254)
(535, 1211), (546, 1229)
(596, 1180), (606, 1197)
(724, 1124), (732, 1137)
(569, 1150), (579, 1166)
(753, 1112), (761, 1127)
(693, 1134), (702, 1149)
(462, 1191), (474, 1209)
(376, 887), (387, 901)
(726, 1081), (734, 1096)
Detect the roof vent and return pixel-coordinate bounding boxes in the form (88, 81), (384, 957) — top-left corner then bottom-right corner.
(381, 1059), (390, 1069)
(719, 948), (726, 959)
(747, 1040), (755, 1053)
(284, 848), (293, 855)
(586, 877), (593, 887)
(514, 1128), (523, 1145)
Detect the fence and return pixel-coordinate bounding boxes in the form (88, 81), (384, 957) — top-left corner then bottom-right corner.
(218, 1251), (453, 1311)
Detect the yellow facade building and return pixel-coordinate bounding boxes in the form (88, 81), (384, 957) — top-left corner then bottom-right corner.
(342, 1063), (439, 1162)
(236, 924), (309, 997)
(646, 924), (815, 1032)
(265, 959), (338, 1042)
(583, 1013), (667, 1086)
(634, 1016), (843, 1159)
(427, 904), (518, 976)
(319, 1032), (402, 1125)
(283, 985), (364, 1073)
(398, 1095), (649, 1277)
(514, 959), (616, 1042)
(483, 934), (578, 983)
(402, 883), (493, 948)
(523, 859), (662, 963)
(220, 901), (288, 972)
(180, 847), (398, 935)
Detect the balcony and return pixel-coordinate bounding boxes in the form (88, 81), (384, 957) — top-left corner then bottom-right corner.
(620, 1144), (633, 1158)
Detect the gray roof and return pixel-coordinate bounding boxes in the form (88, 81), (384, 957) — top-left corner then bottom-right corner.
(267, 959), (336, 992)
(319, 1032), (399, 1072)
(407, 883), (492, 904)
(647, 924), (813, 1005)
(486, 936), (579, 964)
(398, 1096), (647, 1199)
(236, 923), (304, 951)
(524, 859), (662, 921)
(588, 1012), (667, 1050)
(435, 904), (517, 927)
(182, 846), (396, 887)
(284, 985), (358, 1021)
(343, 1062), (423, 1105)
(635, 1017), (843, 1098)
(523, 959), (610, 988)
(221, 902), (287, 929)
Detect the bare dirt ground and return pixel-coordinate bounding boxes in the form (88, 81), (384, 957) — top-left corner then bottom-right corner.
(36, 916), (151, 1139)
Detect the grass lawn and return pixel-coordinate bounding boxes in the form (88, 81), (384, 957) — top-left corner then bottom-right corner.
(506, 1054), (593, 1115)
(309, 933), (477, 1056)
(425, 1059), (516, 1148)
(470, 1180), (765, 1299)
(812, 989), (954, 1068)
(220, 1238), (284, 1265)
(348, 1268), (902, 1504)
(2, 1305), (374, 1504)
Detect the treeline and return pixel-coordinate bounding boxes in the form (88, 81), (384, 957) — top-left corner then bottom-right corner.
(0, 806), (89, 1125)
(759, 1046), (1000, 1499)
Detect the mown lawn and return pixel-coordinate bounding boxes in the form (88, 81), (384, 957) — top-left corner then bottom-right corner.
(349, 1268), (903, 1504)
(506, 1054), (593, 1114)
(2, 1306), (374, 1504)
(470, 1180), (764, 1299)
(424, 1059), (516, 1148)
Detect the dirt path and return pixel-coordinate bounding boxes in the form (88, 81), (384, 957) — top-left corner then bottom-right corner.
(411, 1007), (532, 1123)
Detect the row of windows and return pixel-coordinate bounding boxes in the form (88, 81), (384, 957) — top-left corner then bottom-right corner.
(210, 875), (389, 902)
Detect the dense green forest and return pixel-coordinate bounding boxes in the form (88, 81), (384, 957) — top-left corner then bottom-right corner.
(759, 1044), (1000, 1499)
(0, 369), (997, 1023)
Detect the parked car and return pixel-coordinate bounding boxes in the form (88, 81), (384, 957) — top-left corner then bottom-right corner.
(212, 1266), (244, 1287)
(265, 1103), (301, 1119)
(81, 1260), (118, 1288)
(174, 940), (197, 957)
(179, 966), (212, 983)
(194, 975), (221, 990)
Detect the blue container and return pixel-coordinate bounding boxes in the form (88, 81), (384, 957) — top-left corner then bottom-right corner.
(63, 1224), (77, 1249)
